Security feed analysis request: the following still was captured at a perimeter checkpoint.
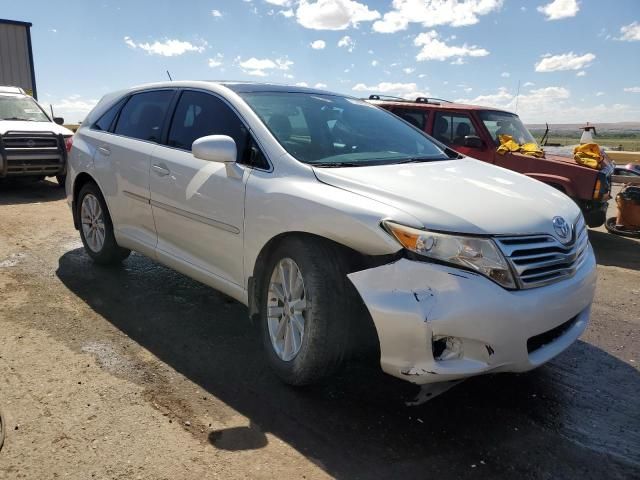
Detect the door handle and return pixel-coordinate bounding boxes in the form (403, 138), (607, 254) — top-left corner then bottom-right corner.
(152, 163), (170, 176)
(98, 146), (111, 156)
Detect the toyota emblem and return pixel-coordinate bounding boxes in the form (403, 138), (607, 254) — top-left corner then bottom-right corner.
(552, 216), (572, 242)
(26, 139), (35, 147)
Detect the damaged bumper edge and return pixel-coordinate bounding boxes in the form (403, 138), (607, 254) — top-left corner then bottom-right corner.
(347, 250), (597, 385)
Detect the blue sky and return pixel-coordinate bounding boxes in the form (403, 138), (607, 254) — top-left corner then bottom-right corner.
(4, 0), (640, 123)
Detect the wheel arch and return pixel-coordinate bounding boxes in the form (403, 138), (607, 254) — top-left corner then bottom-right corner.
(71, 172), (99, 229)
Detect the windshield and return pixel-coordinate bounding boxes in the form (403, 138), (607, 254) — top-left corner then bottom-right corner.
(479, 110), (537, 146)
(240, 92), (450, 166)
(0, 95), (50, 122)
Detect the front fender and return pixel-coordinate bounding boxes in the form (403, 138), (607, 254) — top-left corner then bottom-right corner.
(524, 173), (576, 197)
(243, 168), (419, 288)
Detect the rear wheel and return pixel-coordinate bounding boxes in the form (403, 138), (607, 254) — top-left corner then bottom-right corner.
(260, 238), (354, 386)
(77, 182), (130, 264)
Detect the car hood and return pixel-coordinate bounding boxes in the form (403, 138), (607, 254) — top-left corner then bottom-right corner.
(0, 120), (73, 136)
(313, 158), (582, 237)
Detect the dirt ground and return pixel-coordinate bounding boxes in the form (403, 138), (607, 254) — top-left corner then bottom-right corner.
(0, 179), (638, 480)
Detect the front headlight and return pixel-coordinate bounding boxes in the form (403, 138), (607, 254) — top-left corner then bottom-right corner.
(383, 221), (516, 289)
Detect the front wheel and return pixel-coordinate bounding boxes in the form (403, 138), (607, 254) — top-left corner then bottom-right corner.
(260, 238), (355, 386)
(77, 182), (130, 264)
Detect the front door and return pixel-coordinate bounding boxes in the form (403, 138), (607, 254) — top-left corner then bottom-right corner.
(149, 90), (251, 286)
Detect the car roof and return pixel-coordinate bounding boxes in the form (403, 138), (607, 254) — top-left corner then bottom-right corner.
(367, 98), (515, 116)
(119, 80), (345, 97)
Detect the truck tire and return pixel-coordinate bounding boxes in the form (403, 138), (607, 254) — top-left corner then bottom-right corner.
(260, 237), (354, 386)
(77, 182), (130, 265)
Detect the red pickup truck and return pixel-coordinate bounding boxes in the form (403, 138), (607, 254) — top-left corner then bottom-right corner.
(369, 96), (613, 227)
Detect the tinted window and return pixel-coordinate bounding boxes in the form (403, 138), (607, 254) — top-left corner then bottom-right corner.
(167, 91), (268, 168)
(241, 93), (448, 167)
(114, 90), (174, 142)
(393, 108), (428, 131)
(433, 112), (478, 146)
(92, 98), (126, 132)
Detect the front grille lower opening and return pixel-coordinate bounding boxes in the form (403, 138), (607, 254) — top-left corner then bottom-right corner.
(527, 316), (578, 353)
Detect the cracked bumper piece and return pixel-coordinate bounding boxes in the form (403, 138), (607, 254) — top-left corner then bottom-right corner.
(348, 248), (597, 385)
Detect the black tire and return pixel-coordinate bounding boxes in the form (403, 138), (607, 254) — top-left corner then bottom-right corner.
(77, 182), (130, 264)
(605, 217), (640, 238)
(56, 174), (66, 188)
(259, 237), (356, 386)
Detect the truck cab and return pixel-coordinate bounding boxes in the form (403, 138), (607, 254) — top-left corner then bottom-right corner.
(370, 97), (612, 228)
(0, 86), (73, 186)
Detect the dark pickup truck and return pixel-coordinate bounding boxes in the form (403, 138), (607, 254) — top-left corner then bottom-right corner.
(369, 96), (613, 227)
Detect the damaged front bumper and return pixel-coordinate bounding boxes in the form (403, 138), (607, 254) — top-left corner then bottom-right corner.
(348, 248), (597, 385)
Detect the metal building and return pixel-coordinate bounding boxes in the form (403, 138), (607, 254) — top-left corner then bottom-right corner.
(0, 19), (37, 99)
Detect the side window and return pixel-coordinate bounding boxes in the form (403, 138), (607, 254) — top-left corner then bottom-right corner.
(433, 112), (477, 146)
(167, 91), (269, 169)
(114, 90), (174, 142)
(393, 108), (428, 131)
(92, 98), (126, 132)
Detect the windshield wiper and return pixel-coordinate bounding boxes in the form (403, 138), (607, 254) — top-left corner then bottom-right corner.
(2, 117), (36, 121)
(394, 156), (446, 164)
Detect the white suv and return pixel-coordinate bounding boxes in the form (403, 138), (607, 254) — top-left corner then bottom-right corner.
(1, 86), (73, 185)
(66, 81), (596, 386)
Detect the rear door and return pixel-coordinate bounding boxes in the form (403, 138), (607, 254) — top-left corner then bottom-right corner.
(149, 89), (253, 286)
(94, 89), (175, 255)
(431, 111), (492, 162)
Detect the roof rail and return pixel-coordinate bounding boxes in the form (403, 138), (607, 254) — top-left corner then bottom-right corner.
(415, 97), (452, 105)
(368, 94), (406, 101)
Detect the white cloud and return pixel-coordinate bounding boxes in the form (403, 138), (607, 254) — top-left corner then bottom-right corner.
(414, 30), (489, 62)
(534, 52), (595, 72)
(208, 53), (224, 68)
(310, 39), (326, 49)
(351, 81), (430, 99)
(624, 87), (640, 93)
(211, 9), (222, 17)
(403, 67), (415, 74)
(576, 70), (586, 77)
(296, 0), (380, 30)
(537, 0), (579, 20)
(523, 81), (535, 87)
(238, 56), (294, 76)
(279, 8), (295, 17)
(265, 0), (292, 5)
(123, 36), (207, 56)
(595, 91), (605, 96)
(315, 82), (328, 88)
(337, 35), (355, 52)
(618, 21), (640, 41)
(295, 82), (309, 87)
(501, 71), (510, 78)
(371, 60), (379, 66)
(48, 95), (100, 123)
(373, 0), (503, 34)
(450, 58), (466, 65)
(456, 86), (639, 123)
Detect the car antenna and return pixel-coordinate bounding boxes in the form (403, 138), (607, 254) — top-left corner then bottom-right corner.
(514, 79), (521, 113)
(166, 70), (173, 81)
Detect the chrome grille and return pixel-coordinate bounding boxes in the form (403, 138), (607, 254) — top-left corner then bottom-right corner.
(0, 131), (66, 176)
(495, 217), (589, 289)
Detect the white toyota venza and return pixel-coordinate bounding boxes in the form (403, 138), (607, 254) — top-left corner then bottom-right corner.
(67, 82), (596, 386)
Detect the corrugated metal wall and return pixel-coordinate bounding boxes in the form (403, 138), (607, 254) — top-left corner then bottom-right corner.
(0, 23), (34, 95)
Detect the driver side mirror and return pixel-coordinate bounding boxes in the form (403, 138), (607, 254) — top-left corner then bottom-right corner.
(192, 135), (237, 163)
(53, 117), (64, 125)
(464, 135), (484, 149)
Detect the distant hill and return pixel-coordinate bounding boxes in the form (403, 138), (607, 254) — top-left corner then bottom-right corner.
(525, 122), (640, 133)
